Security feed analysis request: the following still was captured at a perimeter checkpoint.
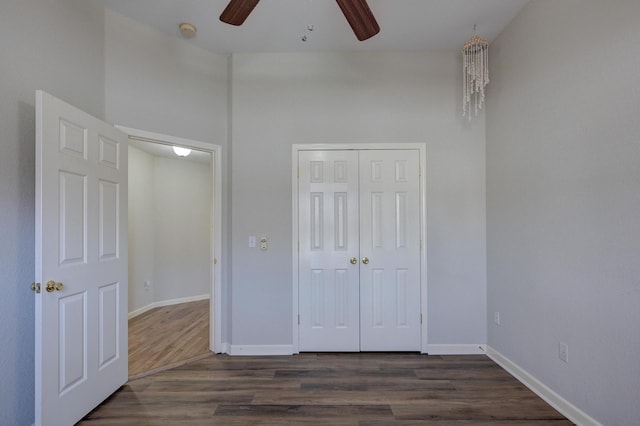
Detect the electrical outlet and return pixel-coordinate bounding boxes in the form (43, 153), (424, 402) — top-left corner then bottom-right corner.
(260, 236), (268, 251)
(494, 311), (501, 325)
(144, 280), (151, 291)
(559, 342), (569, 363)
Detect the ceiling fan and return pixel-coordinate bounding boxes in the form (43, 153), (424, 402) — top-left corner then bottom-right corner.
(219, 0), (380, 41)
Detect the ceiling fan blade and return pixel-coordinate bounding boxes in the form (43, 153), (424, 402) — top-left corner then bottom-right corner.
(219, 0), (260, 26)
(335, 0), (380, 41)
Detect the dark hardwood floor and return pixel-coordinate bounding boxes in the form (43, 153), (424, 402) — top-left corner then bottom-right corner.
(80, 352), (573, 425)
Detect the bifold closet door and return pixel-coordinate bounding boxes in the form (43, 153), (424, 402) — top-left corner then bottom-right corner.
(298, 149), (421, 352)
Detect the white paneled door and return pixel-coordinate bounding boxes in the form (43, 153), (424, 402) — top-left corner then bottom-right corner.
(298, 149), (421, 351)
(298, 151), (361, 351)
(35, 91), (128, 426)
(358, 150), (421, 351)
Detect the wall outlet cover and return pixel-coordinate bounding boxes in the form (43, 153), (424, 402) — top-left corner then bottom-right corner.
(559, 342), (569, 363)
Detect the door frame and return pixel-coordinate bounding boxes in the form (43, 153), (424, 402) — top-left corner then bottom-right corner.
(116, 126), (223, 353)
(291, 143), (428, 354)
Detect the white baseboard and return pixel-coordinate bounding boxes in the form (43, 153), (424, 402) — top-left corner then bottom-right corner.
(425, 344), (487, 355)
(486, 346), (602, 426)
(228, 345), (295, 356)
(128, 294), (210, 319)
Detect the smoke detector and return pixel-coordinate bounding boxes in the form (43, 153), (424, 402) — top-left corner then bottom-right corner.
(179, 22), (197, 38)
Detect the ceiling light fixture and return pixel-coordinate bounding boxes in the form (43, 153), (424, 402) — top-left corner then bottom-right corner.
(172, 146), (192, 157)
(462, 25), (490, 120)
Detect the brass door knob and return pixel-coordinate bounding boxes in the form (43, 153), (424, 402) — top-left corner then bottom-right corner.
(31, 282), (41, 294)
(350, 257), (357, 265)
(45, 280), (64, 293)
(362, 257), (369, 265)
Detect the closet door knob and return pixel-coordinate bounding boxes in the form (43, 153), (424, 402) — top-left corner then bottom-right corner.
(362, 257), (369, 265)
(45, 280), (64, 292)
(349, 257), (358, 265)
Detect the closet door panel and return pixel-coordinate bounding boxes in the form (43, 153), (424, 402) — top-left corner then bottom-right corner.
(359, 150), (421, 351)
(298, 150), (360, 351)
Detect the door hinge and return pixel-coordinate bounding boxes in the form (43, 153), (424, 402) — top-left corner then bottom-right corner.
(419, 164), (422, 177)
(420, 313), (423, 324)
(298, 314), (300, 325)
(420, 240), (423, 250)
(297, 167), (300, 178)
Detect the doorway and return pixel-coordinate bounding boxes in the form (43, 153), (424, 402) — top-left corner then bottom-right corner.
(292, 144), (428, 353)
(117, 126), (223, 375)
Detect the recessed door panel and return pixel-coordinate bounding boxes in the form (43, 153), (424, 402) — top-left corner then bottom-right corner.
(59, 171), (87, 266)
(99, 180), (119, 261)
(98, 283), (119, 369)
(99, 136), (119, 170)
(370, 192), (383, 249)
(395, 192), (408, 249)
(335, 269), (349, 327)
(371, 269), (384, 327)
(396, 269), (409, 327)
(59, 292), (87, 395)
(334, 193), (348, 250)
(310, 193), (324, 251)
(310, 270), (325, 327)
(59, 119), (87, 160)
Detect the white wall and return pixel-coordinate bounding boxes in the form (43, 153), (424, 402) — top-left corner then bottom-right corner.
(486, 1), (640, 425)
(153, 155), (211, 302)
(104, 9), (228, 144)
(0, 1), (105, 424)
(128, 146), (212, 311)
(128, 146), (156, 311)
(230, 52), (487, 348)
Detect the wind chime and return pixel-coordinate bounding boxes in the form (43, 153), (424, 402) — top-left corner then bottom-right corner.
(462, 27), (490, 120)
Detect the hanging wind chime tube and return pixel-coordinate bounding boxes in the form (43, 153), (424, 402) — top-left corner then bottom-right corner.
(462, 32), (490, 120)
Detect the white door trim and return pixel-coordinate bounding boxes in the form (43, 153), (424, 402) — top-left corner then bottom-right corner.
(291, 143), (428, 354)
(115, 126), (224, 353)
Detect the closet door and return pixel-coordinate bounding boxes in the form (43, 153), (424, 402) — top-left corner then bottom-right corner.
(298, 149), (422, 352)
(359, 150), (421, 351)
(298, 150), (360, 351)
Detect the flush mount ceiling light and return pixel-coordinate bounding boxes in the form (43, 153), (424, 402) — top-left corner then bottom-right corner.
(462, 26), (490, 120)
(172, 146), (192, 157)
(179, 22), (197, 38)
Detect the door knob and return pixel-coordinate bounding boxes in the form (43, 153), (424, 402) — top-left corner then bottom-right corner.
(30, 282), (41, 294)
(45, 280), (64, 293)
(362, 257), (369, 265)
(349, 257), (357, 265)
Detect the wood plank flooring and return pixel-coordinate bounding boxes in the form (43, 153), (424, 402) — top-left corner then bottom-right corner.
(81, 353), (573, 425)
(128, 299), (210, 378)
